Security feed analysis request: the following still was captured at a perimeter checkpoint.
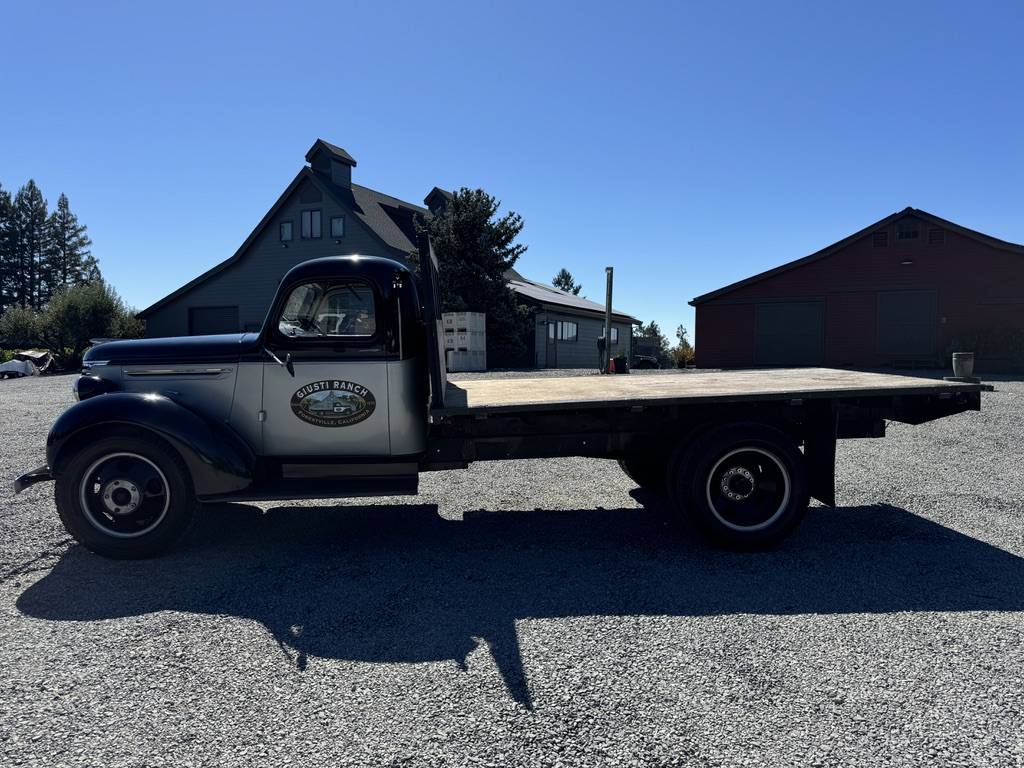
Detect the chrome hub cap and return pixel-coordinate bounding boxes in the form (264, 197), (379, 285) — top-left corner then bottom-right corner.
(102, 479), (142, 516)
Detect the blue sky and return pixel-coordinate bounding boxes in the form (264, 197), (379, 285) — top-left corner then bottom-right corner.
(1, 1), (1021, 342)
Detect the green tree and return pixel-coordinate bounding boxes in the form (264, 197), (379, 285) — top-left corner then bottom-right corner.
(418, 188), (532, 366)
(0, 305), (42, 348)
(48, 193), (98, 290)
(672, 324), (695, 367)
(41, 281), (141, 365)
(552, 268), (582, 295)
(635, 320), (672, 366)
(13, 180), (51, 309)
(0, 184), (14, 314)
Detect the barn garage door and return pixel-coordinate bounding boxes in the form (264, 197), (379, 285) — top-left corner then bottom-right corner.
(755, 301), (824, 366)
(877, 290), (937, 357)
(188, 306), (239, 335)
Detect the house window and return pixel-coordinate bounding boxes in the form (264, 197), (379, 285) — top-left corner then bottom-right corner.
(873, 231), (888, 248)
(549, 320), (578, 341)
(301, 210), (322, 239)
(601, 327), (619, 344)
(896, 227), (919, 241)
(928, 227), (945, 245)
(330, 216), (345, 239)
(280, 221), (293, 242)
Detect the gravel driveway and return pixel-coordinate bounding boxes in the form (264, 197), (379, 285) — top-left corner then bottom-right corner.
(1, 372), (1022, 767)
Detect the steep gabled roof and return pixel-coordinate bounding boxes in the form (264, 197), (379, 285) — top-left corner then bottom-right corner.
(505, 270), (639, 324)
(689, 207), (1024, 306)
(138, 168), (309, 318)
(138, 167), (428, 318)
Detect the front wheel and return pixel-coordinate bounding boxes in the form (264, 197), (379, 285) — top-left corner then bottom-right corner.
(668, 423), (809, 550)
(55, 435), (196, 559)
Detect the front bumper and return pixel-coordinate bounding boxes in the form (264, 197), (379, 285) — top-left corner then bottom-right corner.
(14, 465), (53, 494)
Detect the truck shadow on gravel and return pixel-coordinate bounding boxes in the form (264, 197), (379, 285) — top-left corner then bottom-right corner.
(16, 500), (1024, 709)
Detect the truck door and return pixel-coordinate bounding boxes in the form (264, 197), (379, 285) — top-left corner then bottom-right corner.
(260, 278), (390, 457)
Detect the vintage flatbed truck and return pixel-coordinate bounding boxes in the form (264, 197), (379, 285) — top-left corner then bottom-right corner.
(14, 237), (991, 558)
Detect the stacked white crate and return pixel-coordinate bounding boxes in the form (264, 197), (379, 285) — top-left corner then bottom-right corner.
(442, 312), (486, 371)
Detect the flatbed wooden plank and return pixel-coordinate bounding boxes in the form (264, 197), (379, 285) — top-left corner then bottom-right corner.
(436, 368), (990, 415)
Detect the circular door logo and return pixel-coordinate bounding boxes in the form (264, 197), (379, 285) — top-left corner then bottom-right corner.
(290, 380), (376, 427)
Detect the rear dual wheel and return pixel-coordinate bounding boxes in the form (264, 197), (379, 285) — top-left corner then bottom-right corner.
(55, 435), (196, 559)
(668, 423), (809, 550)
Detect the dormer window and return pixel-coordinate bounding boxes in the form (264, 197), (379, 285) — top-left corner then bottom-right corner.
(301, 210), (322, 239)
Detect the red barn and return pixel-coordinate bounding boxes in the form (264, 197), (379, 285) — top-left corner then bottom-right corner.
(690, 208), (1024, 370)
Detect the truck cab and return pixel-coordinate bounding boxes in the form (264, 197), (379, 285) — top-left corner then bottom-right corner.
(15, 250), (444, 558)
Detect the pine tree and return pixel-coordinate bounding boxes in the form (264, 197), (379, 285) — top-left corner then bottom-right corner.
(48, 193), (98, 290)
(12, 180), (50, 309)
(418, 188), (532, 366)
(0, 184), (14, 314)
(552, 268), (582, 295)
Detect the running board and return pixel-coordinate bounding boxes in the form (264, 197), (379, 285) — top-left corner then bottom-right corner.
(199, 473), (418, 503)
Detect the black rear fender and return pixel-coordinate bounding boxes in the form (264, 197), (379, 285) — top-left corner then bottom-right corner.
(47, 393), (254, 498)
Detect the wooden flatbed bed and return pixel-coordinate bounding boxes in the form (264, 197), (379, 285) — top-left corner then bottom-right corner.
(437, 368), (991, 415)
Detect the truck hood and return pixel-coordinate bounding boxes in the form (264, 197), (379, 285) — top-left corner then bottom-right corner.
(84, 333), (261, 366)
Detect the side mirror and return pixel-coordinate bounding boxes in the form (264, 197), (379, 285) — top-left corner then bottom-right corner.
(264, 347), (295, 377)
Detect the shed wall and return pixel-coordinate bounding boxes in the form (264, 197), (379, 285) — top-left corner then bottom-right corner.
(695, 221), (1024, 369)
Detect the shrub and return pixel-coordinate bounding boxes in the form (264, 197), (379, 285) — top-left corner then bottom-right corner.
(0, 306), (43, 349)
(949, 327), (1024, 372)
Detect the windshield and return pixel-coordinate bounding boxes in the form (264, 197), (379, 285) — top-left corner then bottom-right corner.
(277, 281), (377, 338)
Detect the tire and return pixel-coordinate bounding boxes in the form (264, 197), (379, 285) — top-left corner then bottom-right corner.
(54, 434), (197, 559)
(668, 423), (809, 550)
(618, 454), (668, 493)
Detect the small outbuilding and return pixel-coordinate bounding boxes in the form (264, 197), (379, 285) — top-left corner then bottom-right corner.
(691, 208), (1024, 370)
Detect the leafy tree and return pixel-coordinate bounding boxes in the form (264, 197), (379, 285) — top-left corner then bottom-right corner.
(41, 281), (142, 365)
(0, 305), (42, 348)
(48, 193), (98, 290)
(552, 268), (582, 295)
(635, 320), (672, 366)
(12, 180), (51, 309)
(672, 324), (695, 367)
(417, 188), (532, 366)
(111, 304), (146, 339)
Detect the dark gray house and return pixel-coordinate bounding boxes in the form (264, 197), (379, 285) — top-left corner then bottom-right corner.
(139, 139), (426, 336)
(139, 139), (641, 369)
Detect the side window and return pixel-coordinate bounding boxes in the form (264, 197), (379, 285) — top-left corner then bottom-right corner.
(277, 281), (376, 338)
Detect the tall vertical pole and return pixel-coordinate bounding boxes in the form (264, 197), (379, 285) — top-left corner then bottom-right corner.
(603, 266), (614, 374)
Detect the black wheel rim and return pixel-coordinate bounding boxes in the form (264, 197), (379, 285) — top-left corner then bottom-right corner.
(705, 447), (791, 531)
(79, 453), (170, 538)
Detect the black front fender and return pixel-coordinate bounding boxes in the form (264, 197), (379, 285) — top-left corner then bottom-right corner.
(47, 393), (254, 498)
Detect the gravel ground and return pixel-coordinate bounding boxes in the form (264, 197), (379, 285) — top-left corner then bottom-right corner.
(1, 372), (1023, 767)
